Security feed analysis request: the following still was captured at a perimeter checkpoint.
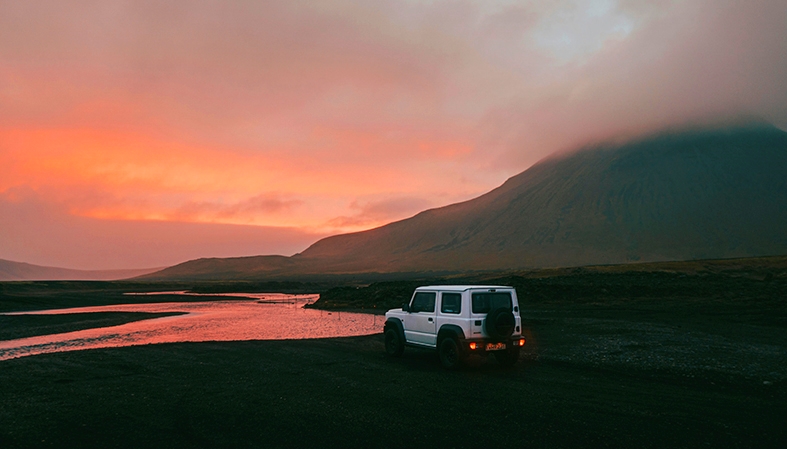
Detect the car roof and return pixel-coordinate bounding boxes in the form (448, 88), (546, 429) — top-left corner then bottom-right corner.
(415, 285), (514, 292)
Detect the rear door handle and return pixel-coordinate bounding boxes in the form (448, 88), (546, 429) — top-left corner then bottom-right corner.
(428, 318), (433, 322)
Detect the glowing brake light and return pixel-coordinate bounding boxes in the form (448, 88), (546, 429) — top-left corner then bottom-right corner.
(514, 338), (526, 346)
(469, 342), (478, 350)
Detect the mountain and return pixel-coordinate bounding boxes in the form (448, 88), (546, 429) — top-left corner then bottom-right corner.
(0, 259), (162, 281)
(143, 123), (787, 280)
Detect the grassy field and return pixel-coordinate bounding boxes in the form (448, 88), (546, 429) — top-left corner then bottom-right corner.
(1, 256), (786, 448)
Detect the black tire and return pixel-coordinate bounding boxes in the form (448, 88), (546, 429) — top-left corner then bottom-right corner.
(438, 337), (463, 370)
(384, 327), (404, 357)
(485, 308), (516, 339)
(494, 347), (520, 368)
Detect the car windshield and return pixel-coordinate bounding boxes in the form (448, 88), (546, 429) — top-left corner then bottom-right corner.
(471, 292), (512, 314)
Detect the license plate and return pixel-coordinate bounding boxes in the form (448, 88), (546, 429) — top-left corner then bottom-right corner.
(485, 342), (506, 351)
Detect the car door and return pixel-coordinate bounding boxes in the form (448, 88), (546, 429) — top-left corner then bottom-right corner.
(404, 291), (437, 346)
(436, 291), (462, 332)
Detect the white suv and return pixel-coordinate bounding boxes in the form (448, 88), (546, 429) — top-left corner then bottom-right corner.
(384, 285), (526, 369)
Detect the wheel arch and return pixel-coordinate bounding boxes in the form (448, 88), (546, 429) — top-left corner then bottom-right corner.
(437, 324), (465, 344)
(384, 318), (404, 336)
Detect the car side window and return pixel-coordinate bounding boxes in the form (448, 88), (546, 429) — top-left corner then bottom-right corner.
(440, 293), (462, 314)
(411, 292), (436, 313)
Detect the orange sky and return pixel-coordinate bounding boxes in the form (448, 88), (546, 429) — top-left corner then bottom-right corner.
(1, 0), (786, 269)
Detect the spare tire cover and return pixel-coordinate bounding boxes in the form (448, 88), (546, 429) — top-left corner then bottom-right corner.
(484, 308), (515, 339)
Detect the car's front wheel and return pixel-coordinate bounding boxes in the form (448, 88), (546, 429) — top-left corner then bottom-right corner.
(384, 327), (404, 357)
(438, 337), (464, 369)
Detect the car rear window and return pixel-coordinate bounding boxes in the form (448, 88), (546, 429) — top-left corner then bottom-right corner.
(471, 292), (512, 314)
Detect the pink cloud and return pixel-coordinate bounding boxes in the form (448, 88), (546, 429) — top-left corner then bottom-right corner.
(173, 194), (305, 223)
(326, 196), (434, 229)
(0, 189), (323, 270)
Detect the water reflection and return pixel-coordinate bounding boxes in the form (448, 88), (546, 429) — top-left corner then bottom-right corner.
(0, 293), (381, 361)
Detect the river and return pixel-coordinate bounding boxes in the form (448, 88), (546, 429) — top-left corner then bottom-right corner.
(0, 293), (381, 361)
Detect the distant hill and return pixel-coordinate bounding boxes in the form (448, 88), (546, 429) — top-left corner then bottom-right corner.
(0, 259), (161, 281)
(143, 122), (787, 280)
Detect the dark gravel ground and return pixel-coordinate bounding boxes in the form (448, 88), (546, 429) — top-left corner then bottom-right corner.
(1, 258), (786, 448)
(0, 333), (784, 449)
(1, 308), (785, 448)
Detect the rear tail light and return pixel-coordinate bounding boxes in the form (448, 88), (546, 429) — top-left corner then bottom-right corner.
(513, 338), (526, 346)
(468, 342), (478, 350)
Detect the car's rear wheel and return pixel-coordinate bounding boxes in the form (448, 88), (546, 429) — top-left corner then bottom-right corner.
(384, 327), (404, 357)
(438, 337), (463, 369)
(494, 347), (520, 368)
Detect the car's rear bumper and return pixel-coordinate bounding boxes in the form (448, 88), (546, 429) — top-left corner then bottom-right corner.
(461, 336), (526, 354)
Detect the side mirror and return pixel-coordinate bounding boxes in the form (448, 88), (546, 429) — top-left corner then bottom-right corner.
(402, 304), (411, 312)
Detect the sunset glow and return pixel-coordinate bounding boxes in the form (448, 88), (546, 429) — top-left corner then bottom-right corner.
(1, 127), (462, 229)
(1, 0), (786, 269)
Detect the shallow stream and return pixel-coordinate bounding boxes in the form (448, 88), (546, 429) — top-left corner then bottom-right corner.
(0, 293), (381, 361)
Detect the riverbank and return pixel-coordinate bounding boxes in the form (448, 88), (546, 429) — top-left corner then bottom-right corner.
(0, 312), (183, 341)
